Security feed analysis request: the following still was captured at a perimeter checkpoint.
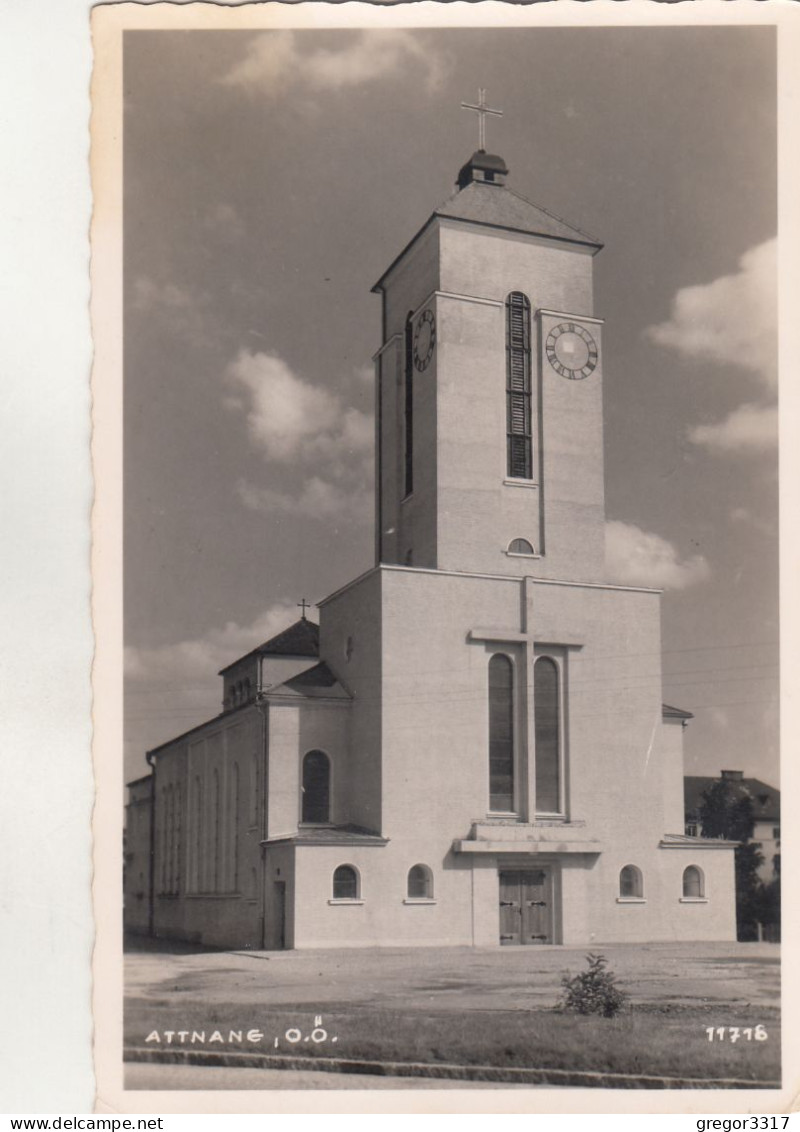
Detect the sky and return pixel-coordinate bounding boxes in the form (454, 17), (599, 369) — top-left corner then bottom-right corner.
(123, 25), (778, 788)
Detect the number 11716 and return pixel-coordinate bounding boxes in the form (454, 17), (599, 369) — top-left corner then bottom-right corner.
(706, 1025), (768, 1042)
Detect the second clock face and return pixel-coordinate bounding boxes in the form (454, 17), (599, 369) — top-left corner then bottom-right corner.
(545, 322), (598, 380)
(413, 309), (436, 371)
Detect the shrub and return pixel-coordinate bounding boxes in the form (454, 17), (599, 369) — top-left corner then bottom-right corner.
(559, 952), (627, 1018)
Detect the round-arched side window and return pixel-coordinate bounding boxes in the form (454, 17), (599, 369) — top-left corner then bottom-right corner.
(682, 865), (704, 898)
(508, 538), (534, 555)
(407, 864), (433, 900)
(332, 864), (359, 901)
(619, 864), (643, 899)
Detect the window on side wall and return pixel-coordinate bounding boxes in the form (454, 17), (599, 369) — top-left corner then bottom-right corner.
(682, 865), (704, 899)
(619, 865), (643, 900)
(407, 864), (434, 901)
(332, 864), (360, 901)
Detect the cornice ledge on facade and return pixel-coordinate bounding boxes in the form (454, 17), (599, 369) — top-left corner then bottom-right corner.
(455, 821), (601, 855)
(263, 692), (352, 708)
(659, 834), (740, 850)
(453, 837), (603, 855)
(261, 825), (388, 848)
(468, 818), (587, 835)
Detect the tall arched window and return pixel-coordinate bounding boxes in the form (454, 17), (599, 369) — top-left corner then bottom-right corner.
(302, 750), (331, 824)
(332, 864), (359, 901)
(488, 654), (515, 812)
(534, 656), (561, 814)
(506, 292), (532, 479)
(404, 312), (414, 497)
(682, 865), (704, 898)
(619, 865), (643, 899)
(407, 864), (433, 900)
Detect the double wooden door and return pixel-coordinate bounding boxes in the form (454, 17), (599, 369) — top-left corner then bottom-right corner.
(499, 869), (553, 945)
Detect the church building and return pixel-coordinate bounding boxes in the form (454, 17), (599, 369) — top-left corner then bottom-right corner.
(125, 129), (738, 949)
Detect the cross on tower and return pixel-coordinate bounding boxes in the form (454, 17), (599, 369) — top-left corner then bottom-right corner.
(460, 88), (503, 153)
(297, 598), (311, 620)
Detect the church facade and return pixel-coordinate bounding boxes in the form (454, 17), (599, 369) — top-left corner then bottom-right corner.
(125, 148), (737, 949)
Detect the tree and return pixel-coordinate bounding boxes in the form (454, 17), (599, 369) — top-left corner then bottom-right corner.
(698, 780), (765, 941)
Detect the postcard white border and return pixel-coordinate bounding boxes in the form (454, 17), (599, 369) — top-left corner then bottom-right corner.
(89, 0), (800, 1118)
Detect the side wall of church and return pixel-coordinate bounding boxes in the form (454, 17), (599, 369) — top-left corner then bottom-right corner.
(318, 569), (383, 833)
(150, 709), (263, 948)
(266, 701), (351, 836)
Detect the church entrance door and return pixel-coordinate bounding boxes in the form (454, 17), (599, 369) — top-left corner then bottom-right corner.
(499, 869), (553, 945)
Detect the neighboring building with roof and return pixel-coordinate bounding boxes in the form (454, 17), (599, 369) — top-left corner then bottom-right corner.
(685, 770), (780, 882)
(126, 147), (737, 948)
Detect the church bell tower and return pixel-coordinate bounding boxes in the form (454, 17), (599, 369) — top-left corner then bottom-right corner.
(372, 104), (607, 584)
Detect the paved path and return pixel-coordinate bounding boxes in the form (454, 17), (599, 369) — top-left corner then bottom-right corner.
(125, 1062), (529, 1090)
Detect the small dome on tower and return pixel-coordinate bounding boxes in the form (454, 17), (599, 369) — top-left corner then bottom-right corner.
(457, 151), (509, 190)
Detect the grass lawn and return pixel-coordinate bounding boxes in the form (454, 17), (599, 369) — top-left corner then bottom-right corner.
(125, 997), (780, 1084)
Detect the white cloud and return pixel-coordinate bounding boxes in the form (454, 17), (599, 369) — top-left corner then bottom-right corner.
(225, 348), (373, 464)
(688, 402), (778, 453)
(605, 520), (711, 591)
(236, 476), (371, 522)
(645, 239), (778, 456)
(220, 30), (446, 96)
(225, 349), (341, 461)
(645, 238), (776, 385)
(131, 275), (210, 343)
(132, 276), (194, 312)
(224, 348), (373, 519)
(125, 603), (300, 684)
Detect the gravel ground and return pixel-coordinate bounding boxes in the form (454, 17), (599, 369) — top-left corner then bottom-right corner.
(125, 938), (779, 1013)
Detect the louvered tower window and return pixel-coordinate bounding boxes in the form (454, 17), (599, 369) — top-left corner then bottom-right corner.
(506, 292), (532, 479)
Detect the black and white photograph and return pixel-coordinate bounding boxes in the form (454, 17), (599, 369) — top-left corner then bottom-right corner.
(86, 1), (797, 1110)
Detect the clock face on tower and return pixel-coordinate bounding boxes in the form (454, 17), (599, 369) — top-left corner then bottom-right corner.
(545, 322), (598, 380)
(413, 309), (436, 371)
